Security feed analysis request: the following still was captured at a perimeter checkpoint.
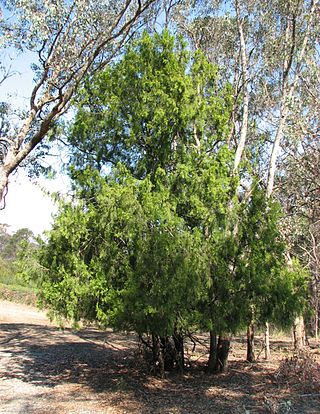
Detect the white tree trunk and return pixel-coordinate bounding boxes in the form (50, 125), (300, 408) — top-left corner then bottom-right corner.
(264, 321), (271, 360)
(233, 0), (249, 173)
(0, 167), (9, 208)
(293, 316), (305, 350)
(267, 0), (318, 196)
(266, 105), (289, 197)
(266, 2), (318, 352)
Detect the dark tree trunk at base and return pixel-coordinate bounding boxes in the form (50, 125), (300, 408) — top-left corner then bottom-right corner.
(214, 335), (231, 373)
(152, 334), (164, 377)
(246, 322), (255, 362)
(161, 336), (175, 372)
(207, 331), (217, 374)
(173, 330), (184, 373)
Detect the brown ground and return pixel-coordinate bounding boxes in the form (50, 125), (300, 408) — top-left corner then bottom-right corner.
(0, 300), (319, 414)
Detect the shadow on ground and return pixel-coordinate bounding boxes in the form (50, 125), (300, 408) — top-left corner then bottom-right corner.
(0, 322), (319, 414)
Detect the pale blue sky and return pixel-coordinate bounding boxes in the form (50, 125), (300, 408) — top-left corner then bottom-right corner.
(0, 171), (67, 235)
(0, 49), (67, 235)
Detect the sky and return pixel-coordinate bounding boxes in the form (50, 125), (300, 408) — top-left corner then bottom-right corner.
(0, 171), (68, 235)
(0, 6), (166, 236)
(0, 47), (68, 235)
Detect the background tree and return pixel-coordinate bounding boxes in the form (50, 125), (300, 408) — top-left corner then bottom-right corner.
(0, 223), (36, 288)
(279, 137), (320, 339)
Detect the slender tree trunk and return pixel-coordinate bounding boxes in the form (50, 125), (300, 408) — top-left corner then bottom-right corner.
(266, 0), (318, 197)
(152, 334), (164, 377)
(0, 168), (9, 208)
(266, 106), (290, 197)
(214, 335), (231, 373)
(293, 316), (305, 350)
(152, 333), (158, 367)
(246, 322), (255, 362)
(207, 330), (217, 374)
(233, 0), (249, 173)
(161, 337), (173, 371)
(264, 322), (271, 360)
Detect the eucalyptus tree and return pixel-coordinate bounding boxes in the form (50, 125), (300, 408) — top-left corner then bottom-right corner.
(174, 0), (319, 182)
(0, 0), (159, 203)
(279, 137), (320, 340)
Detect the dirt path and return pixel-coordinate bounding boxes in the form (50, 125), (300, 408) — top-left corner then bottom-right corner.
(0, 300), (139, 414)
(0, 300), (319, 413)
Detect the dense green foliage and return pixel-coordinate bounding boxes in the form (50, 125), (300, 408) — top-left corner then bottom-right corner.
(37, 31), (309, 373)
(68, 31), (232, 178)
(39, 168), (205, 332)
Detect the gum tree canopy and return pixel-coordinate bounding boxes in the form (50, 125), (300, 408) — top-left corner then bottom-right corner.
(0, 0), (158, 203)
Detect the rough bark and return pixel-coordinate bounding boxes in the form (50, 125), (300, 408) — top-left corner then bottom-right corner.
(214, 335), (231, 373)
(161, 337), (174, 372)
(173, 330), (184, 373)
(315, 308), (319, 342)
(293, 316), (305, 350)
(207, 330), (217, 374)
(152, 334), (164, 377)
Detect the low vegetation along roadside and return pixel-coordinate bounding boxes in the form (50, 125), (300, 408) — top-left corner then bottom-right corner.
(0, 224), (37, 305)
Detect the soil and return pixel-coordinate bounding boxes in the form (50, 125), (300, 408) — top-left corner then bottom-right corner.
(0, 299), (319, 414)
